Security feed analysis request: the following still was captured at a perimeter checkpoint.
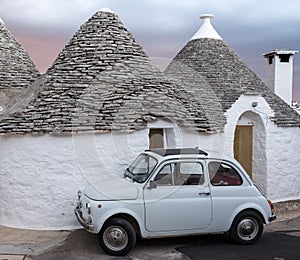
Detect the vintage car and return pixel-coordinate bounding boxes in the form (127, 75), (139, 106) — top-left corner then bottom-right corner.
(75, 148), (276, 256)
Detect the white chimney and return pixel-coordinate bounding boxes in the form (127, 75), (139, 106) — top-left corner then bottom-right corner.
(263, 49), (298, 105)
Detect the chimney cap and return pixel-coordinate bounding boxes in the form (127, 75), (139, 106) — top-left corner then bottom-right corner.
(263, 49), (298, 57)
(200, 14), (215, 19)
(190, 13), (222, 41)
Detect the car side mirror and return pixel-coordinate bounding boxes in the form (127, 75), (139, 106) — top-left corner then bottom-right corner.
(148, 181), (157, 189)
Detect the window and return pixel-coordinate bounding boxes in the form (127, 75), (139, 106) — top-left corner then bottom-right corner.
(154, 162), (204, 186)
(125, 154), (157, 183)
(149, 129), (164, 148)
(209, 161), (242, 186)
(154, 164), (173, 186)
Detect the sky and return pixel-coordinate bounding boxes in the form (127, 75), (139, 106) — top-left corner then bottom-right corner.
(0, 0), (299, 101)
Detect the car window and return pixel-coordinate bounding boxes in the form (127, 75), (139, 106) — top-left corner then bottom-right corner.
(209, 161), (243, 186)
(126, 154), (158, 183)
(154, 164), (173, 186)
(154, 162), (204, 186)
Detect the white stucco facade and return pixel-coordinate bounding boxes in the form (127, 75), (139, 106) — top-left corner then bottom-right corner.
(265, 125), (300, 202)
(0, 129), (157, 229)
(0, 122), (224, 230)
(224, 94), (300, 202)
(0, 108), (299, 229)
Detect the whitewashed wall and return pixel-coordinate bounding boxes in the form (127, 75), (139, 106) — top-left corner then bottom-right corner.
(0, 131), (147, 230)
(148, 119), (225, 152)
(0, 134), (84, 229)
(265, 125), (300, 202)
(0, 122), (220, 230)
(224, 94), (300, 201)
(0, 111), (298, 230)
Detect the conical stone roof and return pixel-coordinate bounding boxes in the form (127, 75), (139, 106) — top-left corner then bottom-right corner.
(0, 19), (40, 110)
(0, 9), (224, 134)
(165, 16), (300, 127)
(0, 20), (40, 89)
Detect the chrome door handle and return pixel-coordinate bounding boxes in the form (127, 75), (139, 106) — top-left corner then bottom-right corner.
(199, 192), (210, 196)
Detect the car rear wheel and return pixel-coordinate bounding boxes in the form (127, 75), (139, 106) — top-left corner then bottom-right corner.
(229, 211), (263, 244)
(98, 218), (136, 256)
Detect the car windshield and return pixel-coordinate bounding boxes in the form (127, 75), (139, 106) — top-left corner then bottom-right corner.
(124, 154), (158, 183)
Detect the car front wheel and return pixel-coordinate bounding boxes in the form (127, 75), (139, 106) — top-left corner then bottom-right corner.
(98, 218), (136, 256)
(229, 211), (263, 244)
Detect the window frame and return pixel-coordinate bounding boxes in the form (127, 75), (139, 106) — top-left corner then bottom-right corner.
(153, 160), (205, 187)
(126, 153), (158, 183)
(208, 160), (243, 187)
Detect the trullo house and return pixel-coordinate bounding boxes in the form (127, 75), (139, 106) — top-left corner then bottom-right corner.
(0, 9), (299, 229)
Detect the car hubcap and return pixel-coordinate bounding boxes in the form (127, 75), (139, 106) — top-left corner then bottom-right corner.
(237, 218), (259, 241)
(103, 226), (128, 251)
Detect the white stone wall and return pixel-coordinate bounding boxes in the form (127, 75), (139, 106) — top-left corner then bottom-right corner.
(0, 131), (148, 230)
(224, 95), (270, 194)
(265, 125), (300, 202)
(224, 94), (300, 201)
(0, 120), (227, 230)
(0, 113), (298, 230)
(224, 94), (273, 156)
(147, 119), (226, 152)
(0, 134), (85, 229)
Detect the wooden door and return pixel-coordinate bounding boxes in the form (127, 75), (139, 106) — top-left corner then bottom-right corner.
(234, 126), (253, 177)
(149, 129), (164, 148)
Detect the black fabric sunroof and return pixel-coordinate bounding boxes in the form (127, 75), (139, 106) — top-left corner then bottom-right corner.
(147, 148), (208, 156)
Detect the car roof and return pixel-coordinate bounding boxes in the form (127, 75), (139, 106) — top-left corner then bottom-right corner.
(144, 148), (237, 164)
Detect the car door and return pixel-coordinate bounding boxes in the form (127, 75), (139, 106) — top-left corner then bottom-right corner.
(143, 159), (212, 232)
(208, 160), (251, 225)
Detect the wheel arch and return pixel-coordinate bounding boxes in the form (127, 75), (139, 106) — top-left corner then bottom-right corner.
(228, 208), (265, 244)
(228, 205), (267, 231)
(103, 213), (142, 238)
(228, 207), (266, 233)
(233, 208), (266, 225)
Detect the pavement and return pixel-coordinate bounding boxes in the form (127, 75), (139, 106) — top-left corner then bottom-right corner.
(0, 200), (299, 260)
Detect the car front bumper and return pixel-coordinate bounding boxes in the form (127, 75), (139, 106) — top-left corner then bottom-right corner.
(268, 214), (276, 222)
(74, 206), (95, 233)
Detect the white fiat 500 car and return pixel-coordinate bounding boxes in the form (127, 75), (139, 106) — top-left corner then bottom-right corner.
(75, 148), (276, 256)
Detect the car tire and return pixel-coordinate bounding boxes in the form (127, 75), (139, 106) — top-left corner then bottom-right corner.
(229, 210), (264, 245)
(98, 218), (136, 256)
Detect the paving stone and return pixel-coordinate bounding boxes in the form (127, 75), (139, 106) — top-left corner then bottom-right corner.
(0, 255), (25, 260)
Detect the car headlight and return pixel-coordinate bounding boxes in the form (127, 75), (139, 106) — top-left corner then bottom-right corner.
(86, 202), (91, 214)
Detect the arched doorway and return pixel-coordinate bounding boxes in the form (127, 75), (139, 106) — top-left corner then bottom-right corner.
(234, 111), (267, 192)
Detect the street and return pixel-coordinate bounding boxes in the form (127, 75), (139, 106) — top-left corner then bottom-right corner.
(31, 217), (300, 260)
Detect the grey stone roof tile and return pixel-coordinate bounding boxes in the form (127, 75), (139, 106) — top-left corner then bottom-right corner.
(0, 21), (40, 109)
(0, 10), (222, 134)
(165, 38), (300, 127)
(0, 22), (40, 88)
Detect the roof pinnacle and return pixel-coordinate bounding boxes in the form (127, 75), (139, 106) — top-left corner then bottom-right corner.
(190, 14), (222, 41)
(100, 7), (115, 14)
